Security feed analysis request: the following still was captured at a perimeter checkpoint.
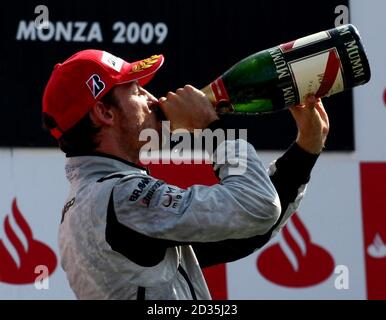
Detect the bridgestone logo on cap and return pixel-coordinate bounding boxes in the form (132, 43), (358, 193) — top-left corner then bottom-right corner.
(86, 74), (105, 98)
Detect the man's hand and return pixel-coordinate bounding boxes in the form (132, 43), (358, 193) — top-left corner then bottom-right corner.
(289, 95), (330, 154)
(159, 85), (219, 131)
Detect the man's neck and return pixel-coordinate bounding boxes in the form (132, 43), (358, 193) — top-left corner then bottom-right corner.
(95, 138), (139, 164)
(95, 147), (139, 164)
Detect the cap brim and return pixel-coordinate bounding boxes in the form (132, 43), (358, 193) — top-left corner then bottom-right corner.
(119, 54), (164, 87)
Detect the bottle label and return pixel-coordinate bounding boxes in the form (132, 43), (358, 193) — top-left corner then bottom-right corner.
(280, 31), (330, 53)
(288, 48), (345, 103)
(335, 25), (369, 86)
(210, 77), (230, 102)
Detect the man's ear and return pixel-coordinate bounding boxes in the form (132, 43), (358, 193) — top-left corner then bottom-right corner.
(89, 101), (115, 127)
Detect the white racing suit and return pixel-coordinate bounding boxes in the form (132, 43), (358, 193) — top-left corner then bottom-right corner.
(59, 139), (318, 300)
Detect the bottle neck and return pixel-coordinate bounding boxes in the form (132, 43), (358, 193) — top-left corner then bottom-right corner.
(201, 83), (235, 113)
(202, 78), (230, 103)
(201, 84), (217, 105)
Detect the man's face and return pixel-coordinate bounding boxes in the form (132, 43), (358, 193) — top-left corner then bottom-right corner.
(111, 81), (162, 153)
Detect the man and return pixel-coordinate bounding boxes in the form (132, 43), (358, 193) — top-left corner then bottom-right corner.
(42, 49), (328, 300)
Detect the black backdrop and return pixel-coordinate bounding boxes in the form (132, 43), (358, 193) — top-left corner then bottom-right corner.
(0, 0), (353, 150)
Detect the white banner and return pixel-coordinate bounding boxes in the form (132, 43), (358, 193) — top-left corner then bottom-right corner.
(0, 149), (74, 299)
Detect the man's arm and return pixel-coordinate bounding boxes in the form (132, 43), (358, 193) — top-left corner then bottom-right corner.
(193, 96), (329, 268)
(192, 142), (318, 268)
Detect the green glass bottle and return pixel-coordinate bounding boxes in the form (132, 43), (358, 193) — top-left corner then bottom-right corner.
(201, 24), (371, 114)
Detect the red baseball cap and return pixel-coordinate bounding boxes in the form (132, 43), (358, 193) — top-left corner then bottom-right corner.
(42, 49), (164, 139)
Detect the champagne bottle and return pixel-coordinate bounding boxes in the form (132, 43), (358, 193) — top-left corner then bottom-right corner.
(201, 24), (371, 113)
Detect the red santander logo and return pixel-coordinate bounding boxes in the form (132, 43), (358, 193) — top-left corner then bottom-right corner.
(0, 198), (57, 284)
(257, 213), (334, 287)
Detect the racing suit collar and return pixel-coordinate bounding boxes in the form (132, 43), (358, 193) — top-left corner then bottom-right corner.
(66, 151), (148, 172)
(64, 152), (149, 183)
